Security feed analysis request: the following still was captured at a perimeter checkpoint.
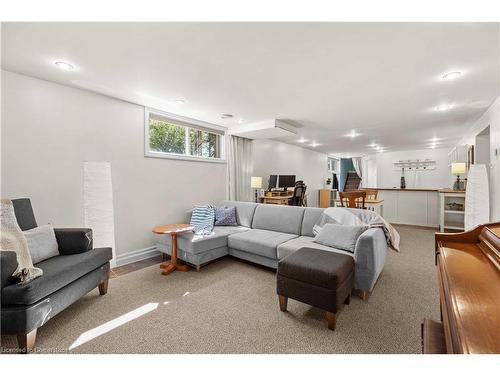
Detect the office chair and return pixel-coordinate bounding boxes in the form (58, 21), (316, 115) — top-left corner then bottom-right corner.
(289, 181), (307, 206)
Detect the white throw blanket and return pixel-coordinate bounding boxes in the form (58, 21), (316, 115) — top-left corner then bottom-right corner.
(313, 207), (400, 251)
(0, 198), (43, 284)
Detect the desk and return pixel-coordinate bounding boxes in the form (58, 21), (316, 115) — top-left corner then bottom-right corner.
(333, 198), (384, 216)
(261, 194), (293, 205)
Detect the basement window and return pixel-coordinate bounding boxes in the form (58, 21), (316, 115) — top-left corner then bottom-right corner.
(145, 108), (226, 163)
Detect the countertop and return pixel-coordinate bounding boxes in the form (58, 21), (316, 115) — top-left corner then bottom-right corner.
(366, 187), (440, 192)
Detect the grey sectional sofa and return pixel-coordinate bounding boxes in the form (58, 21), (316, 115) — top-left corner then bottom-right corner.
(155, 200), (387, 295)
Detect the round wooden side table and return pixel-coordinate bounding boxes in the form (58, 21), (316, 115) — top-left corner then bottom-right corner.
(152, 223), (193, 276)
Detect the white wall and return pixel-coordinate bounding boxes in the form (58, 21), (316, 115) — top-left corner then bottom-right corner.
(457, 97), (500, 221)
(1, 71), (227, 258)
(252, 139), (328, 207)
(372, 148), (452, 189)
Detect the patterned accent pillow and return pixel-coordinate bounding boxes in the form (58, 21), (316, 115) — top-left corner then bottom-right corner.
(215, 206), (238, 226)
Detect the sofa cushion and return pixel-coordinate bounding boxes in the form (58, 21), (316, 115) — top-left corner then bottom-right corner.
(1, 247), (112, 306)
(220, 200), (258, 227)
(301, 207), (325, 236)
(157, 226), (250, 255)
(251, 205), (305, 235)
(228, 229), (298, 259)
(313, 223), (368, 253)
(277, 236), (355, 260)
(24, 224), (60, 264)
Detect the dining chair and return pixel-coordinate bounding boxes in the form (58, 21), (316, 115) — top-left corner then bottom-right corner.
(338, 191), (366, 209)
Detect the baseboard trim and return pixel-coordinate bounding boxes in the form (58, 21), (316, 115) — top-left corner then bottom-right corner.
(115, 246), (160, 267)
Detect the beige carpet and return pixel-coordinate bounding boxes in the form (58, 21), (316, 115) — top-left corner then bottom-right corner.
(1, 226), (439, 353)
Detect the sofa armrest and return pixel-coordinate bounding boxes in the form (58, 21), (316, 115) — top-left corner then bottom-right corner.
(54, 228), (93, 255)
(1, 251), (18, 288)
(353, 227), (388, 291)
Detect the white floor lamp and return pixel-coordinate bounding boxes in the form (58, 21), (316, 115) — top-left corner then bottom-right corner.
(464, 164), (490, 230)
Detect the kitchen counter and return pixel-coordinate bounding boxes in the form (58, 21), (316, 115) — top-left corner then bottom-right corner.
(370, 188), (440, 228)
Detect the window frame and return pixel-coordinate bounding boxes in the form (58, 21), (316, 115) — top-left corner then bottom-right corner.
(144, 107), (227, 164)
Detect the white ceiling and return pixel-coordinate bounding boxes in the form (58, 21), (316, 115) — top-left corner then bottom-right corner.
(2, 22), (499, 155)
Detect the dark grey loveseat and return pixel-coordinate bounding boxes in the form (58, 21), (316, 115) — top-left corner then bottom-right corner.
(1, 198), (112, 353)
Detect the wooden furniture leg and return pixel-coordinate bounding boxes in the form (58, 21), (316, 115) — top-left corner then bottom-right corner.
(160, 233), (189, 275)
(344, 294), (351, 305)
(98, 266), (110, 295)
(279, 295), (288, 312)
(326, 312), (337, 331)
(17, 329), (37, 353)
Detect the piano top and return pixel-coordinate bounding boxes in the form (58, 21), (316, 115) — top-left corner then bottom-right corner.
(437, 223), (500, 354)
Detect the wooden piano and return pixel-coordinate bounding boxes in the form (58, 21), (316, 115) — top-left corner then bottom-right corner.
(422, 222), (500, 354)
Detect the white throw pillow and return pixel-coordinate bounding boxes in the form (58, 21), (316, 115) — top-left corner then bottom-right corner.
(23, 225), (59, 264)
(313, 223), (368, 253)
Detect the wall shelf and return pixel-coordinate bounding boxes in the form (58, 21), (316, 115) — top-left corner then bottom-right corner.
(393, 159), (436, 171)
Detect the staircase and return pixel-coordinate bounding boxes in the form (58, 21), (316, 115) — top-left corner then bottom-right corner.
(344, 171), (361, 191)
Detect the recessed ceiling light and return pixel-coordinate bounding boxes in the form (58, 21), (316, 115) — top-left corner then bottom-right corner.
(221, 114), (234, 119)
(175, 99), (186, 104)
(347, 130), (359, 138)
(297, 138), (308, 143)
(54, 61), (74, 71)
(369, 142), (378, 148)
(310, 142), (319, 147)
(435, 104), (454, 112)
(237, 118), (245, 124)
(441, 71), (462, 80)
(378, 149), (384, 153)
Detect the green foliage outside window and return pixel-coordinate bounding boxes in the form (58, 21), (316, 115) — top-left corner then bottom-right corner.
(149, 117), (221, 158)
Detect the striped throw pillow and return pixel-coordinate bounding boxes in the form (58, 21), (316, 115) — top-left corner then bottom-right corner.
(190, 205), (215, 235)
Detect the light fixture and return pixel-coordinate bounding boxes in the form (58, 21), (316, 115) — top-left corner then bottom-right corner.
(297, 138), (308, 143)
(451, 163), (467, 190)
(310, 142), (319, 147)
(347, 130), (359, 138)
(54, 61), (74, 71)
(175, 99), (186, 104)
(435, 104), (454, 112)
(237, 118), (245, 124)
(369, 142), (378, 148)
(221, 114), (234, 119)
(441, 71), (462, 80)
(250, 176), (262, 203)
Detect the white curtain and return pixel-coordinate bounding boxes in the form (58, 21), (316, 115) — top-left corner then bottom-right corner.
(352, 157), (363, 187)
(228, 135), (253, 202)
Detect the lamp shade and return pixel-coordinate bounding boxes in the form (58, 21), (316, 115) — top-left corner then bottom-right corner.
(451, 162), (466, 174)
(250, 176), (262, 189)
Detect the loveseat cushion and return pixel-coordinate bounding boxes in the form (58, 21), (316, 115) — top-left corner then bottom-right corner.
(228, 229), (298, 259)
(1, 247), (112, 306)
(157, 226), (250, 255)
(251, 205), (305, 235)
(277, 236), (355, 260)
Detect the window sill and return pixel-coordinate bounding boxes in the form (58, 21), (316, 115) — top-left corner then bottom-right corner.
(145, 151), (227, 164)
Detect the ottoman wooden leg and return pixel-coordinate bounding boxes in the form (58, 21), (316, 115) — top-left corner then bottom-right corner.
(279, 295), (288, 312)
(326, 312), (336, 331)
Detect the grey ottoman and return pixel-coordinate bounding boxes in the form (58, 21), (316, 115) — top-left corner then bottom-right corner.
(277, 247), (354, 330)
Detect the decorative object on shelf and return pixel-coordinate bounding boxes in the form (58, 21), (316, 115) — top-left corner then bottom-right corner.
(445, 202), (464, 211)
(250, 176), (262, 203)
(464, 164), (489, 231)
(393, 159), (436, 171)
(325, 177), (332, 189)
(400, 167), (406, 189)
(451, 162), (467, 191)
